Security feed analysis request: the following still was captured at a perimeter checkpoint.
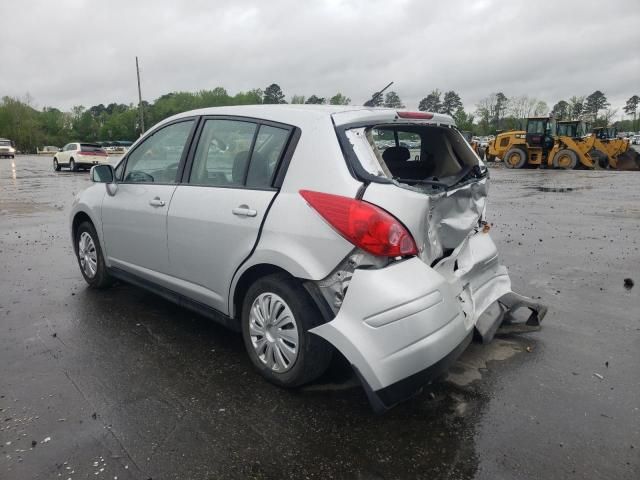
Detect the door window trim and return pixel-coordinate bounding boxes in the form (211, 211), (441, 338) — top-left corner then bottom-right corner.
(117, 117), (200, 185)
(180, 115), (299, 191)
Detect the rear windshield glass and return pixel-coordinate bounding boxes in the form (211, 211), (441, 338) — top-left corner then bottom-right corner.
(345, 125), (481, 187)
(81, 144), (104, 152)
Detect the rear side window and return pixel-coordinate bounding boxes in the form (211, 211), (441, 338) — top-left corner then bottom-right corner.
(188, 120), (291, 189)
(189, 119), (258, 186)
(247, 125), (289, 188)
(123, 120), (194, 184)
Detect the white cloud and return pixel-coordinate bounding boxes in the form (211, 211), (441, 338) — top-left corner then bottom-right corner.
(0, 0), (638, 114)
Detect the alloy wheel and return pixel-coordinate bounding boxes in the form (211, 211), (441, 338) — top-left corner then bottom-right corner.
(249, 292), (299, 372)
(78, 231), (98, 278)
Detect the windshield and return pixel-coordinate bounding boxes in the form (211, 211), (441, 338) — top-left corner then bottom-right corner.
(556, 123), (584, 137)
(0, 140), (11, 146)
(527, 120), (547, 134)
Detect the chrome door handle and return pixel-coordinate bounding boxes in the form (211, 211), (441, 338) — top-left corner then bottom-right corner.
(232, 205), (257, 217)
(149, 197), (166, 207)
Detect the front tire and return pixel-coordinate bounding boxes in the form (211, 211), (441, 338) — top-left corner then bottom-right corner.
(75, 221), (113, 288)
(553, 149), (578, 169)
(53, 158), (61, 171)
(241, 273), (332, 388)
(504, 148), (527, 169)
(69, 158), (76, 172)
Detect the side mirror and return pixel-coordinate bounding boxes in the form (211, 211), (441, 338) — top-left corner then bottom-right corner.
(90, 164), (114, 183)
(58, 148), (63, 152)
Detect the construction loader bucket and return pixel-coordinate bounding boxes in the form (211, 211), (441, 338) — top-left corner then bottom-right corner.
(612, 150), (640, 171)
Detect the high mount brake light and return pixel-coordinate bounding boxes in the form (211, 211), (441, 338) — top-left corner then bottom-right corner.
(397, 111), (434, 120)
(299, 190), (418, 257)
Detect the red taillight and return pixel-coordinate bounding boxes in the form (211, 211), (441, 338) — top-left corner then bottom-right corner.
(397, 111), (434, 120)
(300, 190), (418, 257)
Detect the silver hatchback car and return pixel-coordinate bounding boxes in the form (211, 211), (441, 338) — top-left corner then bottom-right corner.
(71, 105), (545, 411)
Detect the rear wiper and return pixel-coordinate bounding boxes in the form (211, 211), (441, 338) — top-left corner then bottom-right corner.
(449, 165), (488, 188)
(393, 177), (448, 189)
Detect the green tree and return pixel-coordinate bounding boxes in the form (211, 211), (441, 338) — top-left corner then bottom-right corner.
(551, 100), (570, 120)
(305, 95), (326, 104)
(584, 90), (609, 122)
(290, 95), (305, 104)
(329, 93), (350, 105)
(534, 101), (549, 117)
(569, 96), (584, 120)
(452, 107), (474, 131)
(441, 91), (462, 116)
(383, 91), (404, 108)
(418, 89), (442, 112)
(263, 84), (286, 104)
(623, 95), (639, 130)
(494, 92), (508, 128)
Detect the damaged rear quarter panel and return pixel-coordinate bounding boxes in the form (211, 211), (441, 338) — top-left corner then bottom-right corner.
(361, 178), (488, 265)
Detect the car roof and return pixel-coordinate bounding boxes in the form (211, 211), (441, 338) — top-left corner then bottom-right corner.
(156, 104), (455, 131)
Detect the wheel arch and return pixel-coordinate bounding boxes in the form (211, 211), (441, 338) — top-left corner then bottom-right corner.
(231, 263), (295, 320)
(71, 211), (94, 252)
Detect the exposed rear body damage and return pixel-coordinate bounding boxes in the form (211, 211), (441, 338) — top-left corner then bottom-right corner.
(309, 109), (547, 410)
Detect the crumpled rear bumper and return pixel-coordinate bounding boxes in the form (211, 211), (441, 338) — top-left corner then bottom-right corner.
(310, 230), (546, 411)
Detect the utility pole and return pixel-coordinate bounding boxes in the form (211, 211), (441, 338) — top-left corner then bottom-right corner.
(136, 56), (145, 135)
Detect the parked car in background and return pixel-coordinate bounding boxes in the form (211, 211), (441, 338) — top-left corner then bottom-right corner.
(0, 138), (16, 158)
(70, 105), (545, 411)
(478, 136), (491, 148)
(53, 143), (109, 171)
(632, 134), (640, 145)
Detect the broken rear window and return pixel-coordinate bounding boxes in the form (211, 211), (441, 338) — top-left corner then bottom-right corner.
(344, 124), (481, 188)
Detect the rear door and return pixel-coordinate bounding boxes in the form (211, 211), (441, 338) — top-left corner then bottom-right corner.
(166, 117), (293, 312)
(101, 119), (196, 281)
(58, 144), (72, 164)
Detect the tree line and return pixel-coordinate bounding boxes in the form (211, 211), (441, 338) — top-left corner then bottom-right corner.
(1, 83), (638, 152)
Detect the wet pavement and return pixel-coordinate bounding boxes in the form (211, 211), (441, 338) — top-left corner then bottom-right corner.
(1, 155), (638, 480)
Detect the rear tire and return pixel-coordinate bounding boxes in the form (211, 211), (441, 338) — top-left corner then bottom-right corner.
(53, 158), (61, 171)
(552, 149), (578, 169)
(69, 158), (76, 172)
(503, 148), (527, 169)
(75, 221), (113, 288)
(241, 273), (333, 388)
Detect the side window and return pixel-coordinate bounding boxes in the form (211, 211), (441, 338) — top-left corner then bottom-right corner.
(123, 120), (193, 184)
(189, 119), (257, 186)
(247, 125), (289, 188)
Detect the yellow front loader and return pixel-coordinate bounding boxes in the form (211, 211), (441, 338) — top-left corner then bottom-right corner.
(591, 127), (639, 170)
(485, 118), (615, 170)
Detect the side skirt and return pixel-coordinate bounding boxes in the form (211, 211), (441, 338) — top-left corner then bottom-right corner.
(108, 267), (240, 332)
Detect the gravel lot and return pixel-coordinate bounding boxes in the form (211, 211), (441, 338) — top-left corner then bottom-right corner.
(1, 155), (638, 480)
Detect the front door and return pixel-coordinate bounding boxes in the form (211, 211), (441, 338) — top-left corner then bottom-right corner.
(167, 118), (292, 313)
(101, 119), (196, 282)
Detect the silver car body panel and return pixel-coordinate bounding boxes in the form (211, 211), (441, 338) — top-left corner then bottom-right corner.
(101, 183), (177, 278)
(167, 185), (276, 313)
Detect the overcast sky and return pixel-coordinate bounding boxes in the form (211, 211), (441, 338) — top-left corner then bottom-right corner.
(1, 0), (638, 117)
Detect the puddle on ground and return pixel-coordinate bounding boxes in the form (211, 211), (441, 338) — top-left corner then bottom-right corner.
(445, 338), (524, 387)
(0, 201), (60, 215)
